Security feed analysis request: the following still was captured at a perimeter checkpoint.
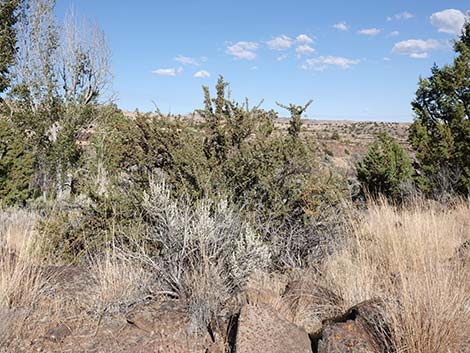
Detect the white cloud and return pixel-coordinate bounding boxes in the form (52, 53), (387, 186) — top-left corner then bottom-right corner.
(174, 55), (208, 66)
(296, 44), (315, 55)
(277, 54), (289, 61)
(175, 55), (198, 65)
(267, 35), (293, 50)
(392, 39), (440, 58)
(388, 11), (414, 21)
(358, 28), (381, 36)
(152, 67), (183, 76)
(383, 57), (392, 61)
(333, 22), (349, 32)
(389, 31), (400, 37)
(226, 41), (259, 60)
(399, 11), (414, 20)
(193, 70), (210, 78)
(303, 56), (360, 71)
(430, 9), (466, 35)
(296, 34), (314, 44)
(410, 53), (429, 59)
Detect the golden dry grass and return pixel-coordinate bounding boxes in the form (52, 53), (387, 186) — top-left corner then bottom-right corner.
(319, 199), (470, 353)
(1, 200), (469, 351)
(90, 251), (153, 312)
(0, 208), (45, 308)
(0, 209), (48, 345)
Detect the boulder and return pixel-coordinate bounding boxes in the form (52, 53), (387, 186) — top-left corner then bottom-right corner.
(312, 299), (390, 353)
(283, 280), (343, 334)
(316, 320), (380, 353)
(235, 303), (311, 353)
(125, 300), (223, 353)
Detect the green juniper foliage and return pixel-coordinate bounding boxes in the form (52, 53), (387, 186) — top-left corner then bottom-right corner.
(0, 0), (112, 202)
(0, 0), (21, 97)
(0, 118), (36, 205)
(35, 77), (347, 260)
(409, 21), (470, 196)
(276, 100), (313, 139)
(356, 132), (413, 200)
(1, 0), (348, 262)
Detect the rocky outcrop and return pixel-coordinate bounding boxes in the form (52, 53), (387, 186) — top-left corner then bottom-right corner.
(311, 299), (391, 353)
(235, 303), (312, 353)
(3, 261), (398, 353)
(283, 280), (344, 334)
(316, 320), (381, 353)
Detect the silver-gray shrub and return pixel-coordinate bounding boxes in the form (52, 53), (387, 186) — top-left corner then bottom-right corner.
(136, 176), (270, 332)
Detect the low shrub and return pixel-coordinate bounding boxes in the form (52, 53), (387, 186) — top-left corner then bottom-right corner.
(128, 176), (270, 333)
(356, 132), (414, 201)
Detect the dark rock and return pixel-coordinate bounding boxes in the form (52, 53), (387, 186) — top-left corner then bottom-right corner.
(312, 299), (391, 353)
(235, 303), (311, 353)
(283, 280), (343, 334)
(317, 320), (380, 353)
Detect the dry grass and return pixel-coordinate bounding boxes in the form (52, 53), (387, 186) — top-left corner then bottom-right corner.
(1, 199), (470, 351)
(0, 208), (38, 257)
(0, 208), (49, 346)
(90, 251), (153, 313)
(0, 208), (45, 308)
(319, 199), (470, 353)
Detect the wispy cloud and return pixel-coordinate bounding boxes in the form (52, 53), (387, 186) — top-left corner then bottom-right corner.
(152, 67), (183, 76)
(430, 9), (466, 35)
(392, 39), (440, 59)
(277, 54), (289, 61)
(389, 31), (400, 37)
(193, 70), (210, 78)
(296, 44), (315, 55)
(333, 22), (349, 32)
(174, 55), (207, 66)
(302, 56), (360, 71)
(226, 41), (259, 60)
(175, 55), (198, 65)
(387, 11), (414, 21)
(296, 34), (314, 44)
(358, 28), (381, 36)
(267, 35), (293, 50)
(409, 52), (429, 59)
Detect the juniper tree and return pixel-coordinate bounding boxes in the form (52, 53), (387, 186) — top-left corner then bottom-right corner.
(0, 0), (21, 98)
(276, 100), (313, 138)
(3, 0), (112, 200)
(0, 118), (35, 205)
(356, 132), (413, 200)
(409, 20), (470, 196)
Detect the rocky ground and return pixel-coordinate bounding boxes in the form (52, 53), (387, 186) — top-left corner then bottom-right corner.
(2, 169), (469, 353)
(3, 263), (456, 353)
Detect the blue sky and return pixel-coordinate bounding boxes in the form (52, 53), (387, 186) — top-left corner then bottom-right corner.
(55, 1), (469, 121)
